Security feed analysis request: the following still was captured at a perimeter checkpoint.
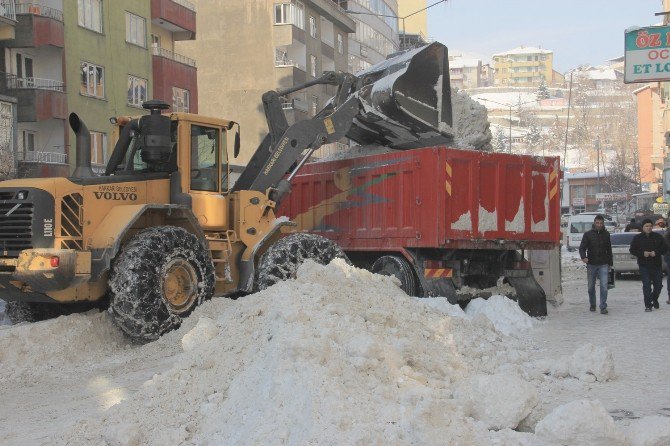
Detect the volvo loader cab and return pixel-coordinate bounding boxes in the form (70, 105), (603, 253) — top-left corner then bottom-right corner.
(0, 42), (454, 341)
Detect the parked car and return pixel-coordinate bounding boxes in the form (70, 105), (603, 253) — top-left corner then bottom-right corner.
(611, 230), (668, 277)
(566, 213), (618, 252)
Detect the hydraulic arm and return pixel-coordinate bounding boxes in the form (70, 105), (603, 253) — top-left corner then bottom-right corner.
(232, 42), (454, 205)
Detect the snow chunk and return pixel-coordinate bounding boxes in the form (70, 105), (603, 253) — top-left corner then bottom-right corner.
(465, 295), (534, 336)
(505, 198), (525, 232)
(568, 343), (615, 382)
(626, 415), (670, 446)
(478, 205), (498, 232)
(454, 373), (538, 430)
(451, 210), (472, 230)
(451, 88), (492, 151)
(535, 399), (627, 446)
(181, 317), (220, 352)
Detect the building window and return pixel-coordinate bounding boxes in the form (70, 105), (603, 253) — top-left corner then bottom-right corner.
(20, 130), (36, 152)
(274, 1), (304, 29)
(127, 75), (147, 107)
(309, 15), (317, 38)
(78, 0), (102, 33)
(90, 131), (107, 166)
(337, 34), (343, 54)
(151, 33), (160, 49)
(14, 53), (34, 85)
(125, 12), (147, 48)
(80, 61), (104, 98)
(310, 54), (317, 77)
(311, 95), (318, 116)
(173, 87), (190, 112)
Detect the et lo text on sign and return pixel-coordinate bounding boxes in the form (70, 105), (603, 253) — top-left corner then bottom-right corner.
(625, 26), (670, 83)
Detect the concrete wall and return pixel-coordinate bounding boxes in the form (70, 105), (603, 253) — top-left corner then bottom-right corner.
(63, 0), (152, 171)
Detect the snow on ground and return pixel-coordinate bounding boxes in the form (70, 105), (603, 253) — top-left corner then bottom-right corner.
(0, 254), (668, 445)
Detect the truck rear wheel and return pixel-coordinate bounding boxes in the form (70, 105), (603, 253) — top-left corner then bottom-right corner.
(108, 226), (215, 342)
(256, 233), (348, 290)
(371, 255), (419, 296)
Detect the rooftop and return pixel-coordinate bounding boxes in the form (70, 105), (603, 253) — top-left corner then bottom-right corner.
(493, 46), (553, 57)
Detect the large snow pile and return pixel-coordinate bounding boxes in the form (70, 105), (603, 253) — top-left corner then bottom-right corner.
(14, 260), (616, 445)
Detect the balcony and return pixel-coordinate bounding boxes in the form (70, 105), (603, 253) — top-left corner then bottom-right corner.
(2, 74), (66, 122)
(7, 2), (63, 48)
(274, 54), (305, 71)
(152, 45), (195, 67)
(151, 0), (196, 40)
(152, 47), (197, 113)
(16, 149), (67, 164)
(0, 1), (15, 40)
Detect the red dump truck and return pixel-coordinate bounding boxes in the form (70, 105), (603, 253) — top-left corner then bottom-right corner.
(279, 146), (561, 316)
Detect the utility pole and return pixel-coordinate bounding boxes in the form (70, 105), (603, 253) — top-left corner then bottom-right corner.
(595, 136), (600, 194)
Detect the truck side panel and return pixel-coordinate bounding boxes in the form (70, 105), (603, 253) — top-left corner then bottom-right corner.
(280, 147), (560, 250)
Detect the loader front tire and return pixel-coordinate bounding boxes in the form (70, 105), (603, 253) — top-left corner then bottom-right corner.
(109, 226), (215, 342)
(256, 233), (348, 290)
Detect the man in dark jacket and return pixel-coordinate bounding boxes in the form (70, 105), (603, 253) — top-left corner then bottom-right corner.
(630, 218), (668, 311)
(579, 214), (613, 314)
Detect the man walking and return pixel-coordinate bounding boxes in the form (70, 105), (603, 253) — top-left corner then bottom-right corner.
(579, 214), (613, 314)
(630, 219), (668, 312)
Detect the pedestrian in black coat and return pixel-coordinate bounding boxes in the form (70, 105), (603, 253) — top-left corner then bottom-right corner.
(630, 219), (668, 311)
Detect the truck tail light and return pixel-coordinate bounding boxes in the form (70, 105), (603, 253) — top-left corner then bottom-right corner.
(50, 256), (60, 268)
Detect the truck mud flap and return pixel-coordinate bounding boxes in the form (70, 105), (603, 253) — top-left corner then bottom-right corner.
(507, 275), (547, 317)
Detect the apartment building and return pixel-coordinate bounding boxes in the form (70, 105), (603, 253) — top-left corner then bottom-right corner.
(396, 0), (427, 50)
(492, 46), (557, 87)
(0, 0), (65, 177)
(0, 0), (198, 178)
(63, 0), (154, 175)
(177, 0), (354, 164)
(345, 0), (399, 73)
(0, 1), (15, 179)
(150, 0), (197, 113)
(634, 84), (664, 192)
(449, 56), (481, 90)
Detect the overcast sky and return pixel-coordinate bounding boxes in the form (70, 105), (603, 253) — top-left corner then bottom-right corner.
(426, 0), (659, 72)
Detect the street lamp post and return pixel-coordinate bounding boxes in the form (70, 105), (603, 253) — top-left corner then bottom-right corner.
(479, 98), (538, 152)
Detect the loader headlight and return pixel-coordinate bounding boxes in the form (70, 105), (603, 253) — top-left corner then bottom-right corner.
(15, 190), (28, 200)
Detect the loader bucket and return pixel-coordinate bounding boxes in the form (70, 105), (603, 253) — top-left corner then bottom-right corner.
(348, 42), (453, 149)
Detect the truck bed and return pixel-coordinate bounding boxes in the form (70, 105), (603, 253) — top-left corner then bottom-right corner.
(279, 146), (561, 251)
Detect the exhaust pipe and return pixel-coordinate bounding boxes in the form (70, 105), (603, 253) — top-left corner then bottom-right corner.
(69, 113), (94, 178)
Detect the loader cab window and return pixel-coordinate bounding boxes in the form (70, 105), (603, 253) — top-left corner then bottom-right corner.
(190, 124), (219, 192)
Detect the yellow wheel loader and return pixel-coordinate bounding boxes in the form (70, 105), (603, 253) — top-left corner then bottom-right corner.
(0, 43), (453, 341)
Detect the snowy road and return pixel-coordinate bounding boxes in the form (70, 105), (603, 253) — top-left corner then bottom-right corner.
(0, 254), (669, 444)
(531, 253), (670, 424)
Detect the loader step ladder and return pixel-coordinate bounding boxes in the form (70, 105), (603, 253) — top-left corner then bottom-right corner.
(207, 231), (236, 283)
